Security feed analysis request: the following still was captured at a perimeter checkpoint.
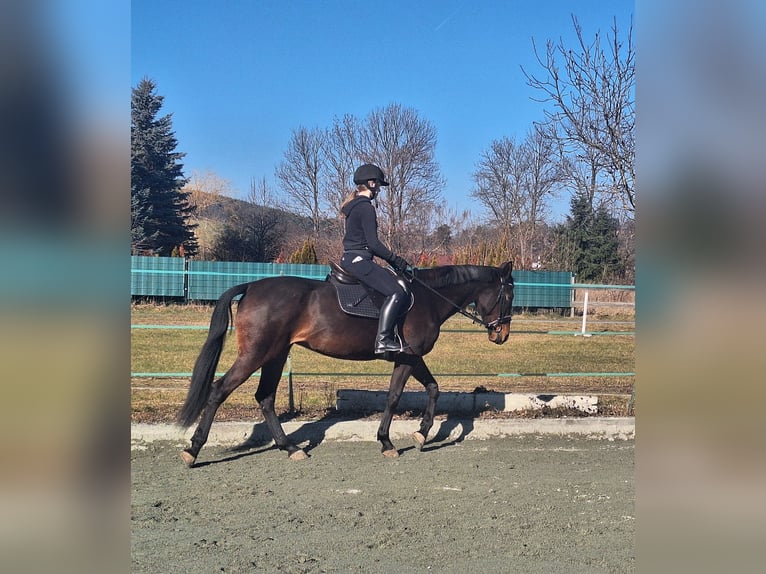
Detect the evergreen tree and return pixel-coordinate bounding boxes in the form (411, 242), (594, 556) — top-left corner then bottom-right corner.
(289, 239), (318, 264)
(551, 191), (623, 282)
(131, 78), (197, 256)
(211, 220), (282, 263)
(130, 186), (154, 250)
(585, 204), (622, 282)
(211, 224), (250, 262)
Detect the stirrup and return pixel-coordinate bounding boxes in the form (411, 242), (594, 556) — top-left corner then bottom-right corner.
(374, 334), (410, 355)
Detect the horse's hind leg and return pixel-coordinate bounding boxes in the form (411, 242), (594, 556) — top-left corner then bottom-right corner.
(256, 354), (308, 461)
(182, 359), (256, 466)
(411, 358), (440, 450)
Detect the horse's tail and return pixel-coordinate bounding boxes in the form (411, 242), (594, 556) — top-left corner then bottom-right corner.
(177, 283), (249, 428)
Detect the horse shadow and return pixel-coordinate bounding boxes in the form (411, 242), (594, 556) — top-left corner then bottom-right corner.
(189, 443), (277, 468)
(211, 358), (485, 462)
(217, 406), (480, 462)
(186, 410), (478, 468)
(420, 413), (476, 452)
(225, 410), (363, 458)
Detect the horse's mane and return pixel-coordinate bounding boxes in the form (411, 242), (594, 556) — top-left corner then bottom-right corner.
(414, 265), (500, 289)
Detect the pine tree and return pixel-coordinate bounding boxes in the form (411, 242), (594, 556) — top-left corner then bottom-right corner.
(130, 186), (154, 250)
(551, 191), (624, 282)
(583, 204), (622, 282)
(131, 78), (197, 256)
(559, 191), (593, 277)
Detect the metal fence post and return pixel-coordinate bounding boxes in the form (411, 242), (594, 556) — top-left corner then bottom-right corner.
(286, 353), (295, 413)
(183, 258), (189, 302)
(570, 275), (576, 318)
(580, 290), (591, 336)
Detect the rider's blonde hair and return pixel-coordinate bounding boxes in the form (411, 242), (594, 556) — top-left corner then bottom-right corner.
(340, 184), (368, 213)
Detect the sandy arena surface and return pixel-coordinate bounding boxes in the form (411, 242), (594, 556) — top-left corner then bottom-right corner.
(132, 428), (634, 573)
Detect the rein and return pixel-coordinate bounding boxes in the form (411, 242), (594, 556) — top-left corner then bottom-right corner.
(407, 271), (513, 331)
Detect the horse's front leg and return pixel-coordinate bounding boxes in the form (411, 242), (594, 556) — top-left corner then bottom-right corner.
(377, 362), (414, 458)
(410, 357), (440, 450)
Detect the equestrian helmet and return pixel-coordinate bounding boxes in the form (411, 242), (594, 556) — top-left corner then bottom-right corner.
(353, 164), (390, 187)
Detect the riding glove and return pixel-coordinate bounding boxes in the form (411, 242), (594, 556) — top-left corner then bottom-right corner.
(389, 255), (411, 275)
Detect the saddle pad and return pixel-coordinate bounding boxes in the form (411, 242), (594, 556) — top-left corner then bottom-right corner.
(327, 275), (381, 319)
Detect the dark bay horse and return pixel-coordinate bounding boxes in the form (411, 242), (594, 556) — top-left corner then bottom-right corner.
(177, 261), (514, 466)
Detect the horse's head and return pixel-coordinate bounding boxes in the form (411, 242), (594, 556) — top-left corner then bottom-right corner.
(475, 261), (514, 345)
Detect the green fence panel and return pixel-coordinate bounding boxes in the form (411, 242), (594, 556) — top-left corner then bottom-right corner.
(131, 258), (576, 308)
(188, 261), (272, 301)
(512, 270), (573, 308)
(187, 261), (330, 300)
(130, 255), (185, 297)
(273, 263), (331, 279)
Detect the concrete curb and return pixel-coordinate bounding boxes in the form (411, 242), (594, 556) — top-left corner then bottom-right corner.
(131, 417), (634, 449)
(337, 390), (599, 414)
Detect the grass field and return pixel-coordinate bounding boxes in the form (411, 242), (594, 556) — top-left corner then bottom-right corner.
(131, 302), (635, 423)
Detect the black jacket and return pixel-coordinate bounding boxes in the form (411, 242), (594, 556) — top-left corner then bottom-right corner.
(341, 196), (394, 262)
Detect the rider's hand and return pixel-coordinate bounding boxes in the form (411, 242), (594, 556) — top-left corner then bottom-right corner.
(390, 255), (410, 273)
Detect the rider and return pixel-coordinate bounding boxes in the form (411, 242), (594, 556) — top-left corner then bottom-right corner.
(340, 163), (412, 355)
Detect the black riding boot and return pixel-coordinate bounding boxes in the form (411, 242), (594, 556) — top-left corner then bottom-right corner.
(374, 292), (409, 355)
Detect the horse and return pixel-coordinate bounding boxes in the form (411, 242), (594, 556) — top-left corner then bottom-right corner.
(177, 261), (515, 466)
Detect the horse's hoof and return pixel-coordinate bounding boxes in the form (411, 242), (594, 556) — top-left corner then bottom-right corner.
(382, 448), (399, 459)
(412, 432), (427, 450)
(180, 451), (196, 468)
(288, 449), (309, 461)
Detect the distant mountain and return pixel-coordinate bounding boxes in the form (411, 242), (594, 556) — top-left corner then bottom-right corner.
(196, 193), (309, 229)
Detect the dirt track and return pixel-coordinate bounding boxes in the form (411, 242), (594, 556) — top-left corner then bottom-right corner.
(131, 434), (634, 573)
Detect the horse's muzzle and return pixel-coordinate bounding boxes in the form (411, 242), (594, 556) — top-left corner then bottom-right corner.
(488, 325), (510, 345)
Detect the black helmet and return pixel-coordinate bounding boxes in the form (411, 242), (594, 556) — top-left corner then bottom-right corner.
(353, 163), (390, 187)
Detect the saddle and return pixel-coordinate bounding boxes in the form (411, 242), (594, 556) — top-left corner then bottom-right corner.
(326, 262), (412, 319)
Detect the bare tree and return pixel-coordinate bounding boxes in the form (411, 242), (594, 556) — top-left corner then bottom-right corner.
(246, 177), (284, 261)
(320, 114), (363, 248)
(361, 103), (445, 253)
(471, 127), (562, 266)
(275, 126), (328, 238)
(519, 126), (565, 265)
(318, 104), (445, 256)
(247, 175), (279, 212)
(472, 136), (521, 240)
(407, 202), (471, 264)
(185, 170), (233, 210)
(277, 104), (444, 258)
(325, 114), (362, 216)
(523, 15), (635, 215)
(471, 136), (531, 262)
(183, 170), (234, 259)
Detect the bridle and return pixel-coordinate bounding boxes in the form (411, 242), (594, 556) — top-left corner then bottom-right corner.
(409, 272), (513, 333)
(484, 279), (514, 332)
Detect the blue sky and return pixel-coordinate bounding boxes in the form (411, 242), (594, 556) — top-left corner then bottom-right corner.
(132, 0), (634, 222)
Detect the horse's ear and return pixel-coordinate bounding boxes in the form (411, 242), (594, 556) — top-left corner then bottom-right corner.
(500, 260), (513, 279)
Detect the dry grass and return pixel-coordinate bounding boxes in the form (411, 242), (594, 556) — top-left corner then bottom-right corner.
(571, 287), (635, 317)
(131, 303), (635, 423)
